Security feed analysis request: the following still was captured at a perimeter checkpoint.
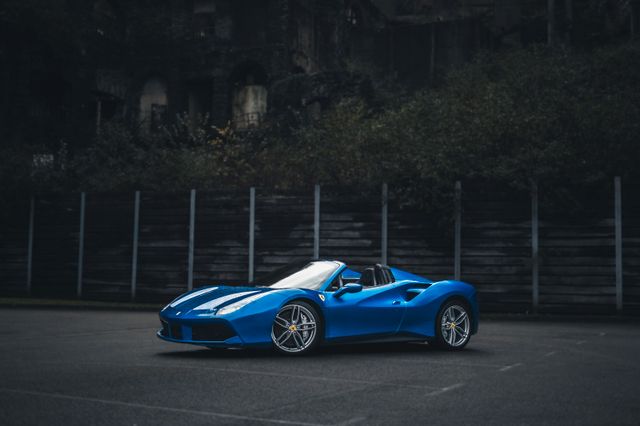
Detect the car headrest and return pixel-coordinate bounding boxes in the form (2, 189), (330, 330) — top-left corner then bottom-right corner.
(374, 264), (394, 285)
(374, 266), (386, 286)
(358, 268), (376, 287)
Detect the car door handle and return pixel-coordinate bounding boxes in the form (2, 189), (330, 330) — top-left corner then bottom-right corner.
(392, 300), (401, 305)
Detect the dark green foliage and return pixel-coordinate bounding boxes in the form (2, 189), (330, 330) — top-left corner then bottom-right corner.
(257, 42), (640, 211)
(68, 115), (255, 192)
(3, 43), (640, 214)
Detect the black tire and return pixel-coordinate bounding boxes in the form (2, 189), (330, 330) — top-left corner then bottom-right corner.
(271, 301), (321, 355)
(433, 299), (472, 350)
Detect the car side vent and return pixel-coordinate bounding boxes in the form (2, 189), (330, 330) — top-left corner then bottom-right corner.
(404, 287), (429, 302)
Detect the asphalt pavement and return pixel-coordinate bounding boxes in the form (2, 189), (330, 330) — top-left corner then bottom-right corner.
(0, 308), (638, 425)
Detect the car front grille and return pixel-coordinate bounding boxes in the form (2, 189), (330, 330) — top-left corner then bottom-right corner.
(191, 323), (236, 341)
(160, 320), (169, 337)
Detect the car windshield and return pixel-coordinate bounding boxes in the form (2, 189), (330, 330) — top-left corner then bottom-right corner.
(260, 261), (341, 290)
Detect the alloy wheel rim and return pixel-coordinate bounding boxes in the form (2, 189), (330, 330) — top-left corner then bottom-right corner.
(440, 305), (470, 347)
(271, 304), (317, 353)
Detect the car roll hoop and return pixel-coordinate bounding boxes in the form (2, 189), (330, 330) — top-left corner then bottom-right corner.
(356, 264), (394, 287)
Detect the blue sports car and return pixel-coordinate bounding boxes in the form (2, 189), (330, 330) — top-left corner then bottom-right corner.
(158, 260), (478, 355)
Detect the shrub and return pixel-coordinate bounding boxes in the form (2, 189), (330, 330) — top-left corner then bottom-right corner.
(4, 42), (640, 215)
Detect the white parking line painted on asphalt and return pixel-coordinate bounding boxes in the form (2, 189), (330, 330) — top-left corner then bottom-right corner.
(576, 340), (587, 345)
(0, 387), (340, 426)
(543, 351), (557, 357)
(499, 363), (523, 372)
(391, 357), (507, 369)
(425, 383), (465, 397)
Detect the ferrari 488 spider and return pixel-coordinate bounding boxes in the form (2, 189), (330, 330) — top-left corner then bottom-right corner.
(158, 260), (478, 354)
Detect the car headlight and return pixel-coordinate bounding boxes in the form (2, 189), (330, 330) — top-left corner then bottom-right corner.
(217, 292), (269, 315)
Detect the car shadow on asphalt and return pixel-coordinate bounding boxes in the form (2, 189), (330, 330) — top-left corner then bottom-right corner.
(155, 341), (488, 360)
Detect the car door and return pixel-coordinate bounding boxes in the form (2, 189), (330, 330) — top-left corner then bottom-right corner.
(322, 283), (406, 340)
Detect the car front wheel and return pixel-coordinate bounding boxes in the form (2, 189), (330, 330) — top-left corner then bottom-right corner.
(271, 301), (320, 355)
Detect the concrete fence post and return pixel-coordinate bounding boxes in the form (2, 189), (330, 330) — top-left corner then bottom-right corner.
(615, 176), (623, 312)
(314, 185), (320, 259)
(531, 182), (539, 313)
(249, 187), (256, 283)
(76, 192), (86, 298)
(26, 197), (35, 294)
(187, 189), (196, 292)
(381, 183), (388, 265)
(454, 181), (462, 281)
(131, 191), (140, 301)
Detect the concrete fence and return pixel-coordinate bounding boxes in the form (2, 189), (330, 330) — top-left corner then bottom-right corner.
(1, 179), (639, 314)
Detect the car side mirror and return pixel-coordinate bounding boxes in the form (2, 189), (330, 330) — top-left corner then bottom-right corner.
(333, 283), (363, 298)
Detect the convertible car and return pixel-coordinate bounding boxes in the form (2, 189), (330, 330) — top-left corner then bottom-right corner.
(158, 260), (478, 354)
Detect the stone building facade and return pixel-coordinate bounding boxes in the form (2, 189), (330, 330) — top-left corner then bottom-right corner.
(0, 0), (523, 150)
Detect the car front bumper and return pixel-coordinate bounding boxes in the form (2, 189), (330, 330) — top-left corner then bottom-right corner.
(156, 314), (246, 347)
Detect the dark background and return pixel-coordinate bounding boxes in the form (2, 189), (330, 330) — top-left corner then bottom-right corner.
(2, 1), (640, 307)
(2, 3), (640, 425)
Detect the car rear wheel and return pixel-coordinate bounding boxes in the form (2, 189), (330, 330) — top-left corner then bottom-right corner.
(271, 301), (320, 355)
(433, 300), (471, 350)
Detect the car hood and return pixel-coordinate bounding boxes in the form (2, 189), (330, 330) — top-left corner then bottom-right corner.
(162, 285), (278, 314)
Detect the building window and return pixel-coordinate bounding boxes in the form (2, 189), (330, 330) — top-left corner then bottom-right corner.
(93, 0), (124, 39)
(193, 0), (216, 39)
(290, 0), (315, 73)
(188, 79), (213, 127)
(230, 62), (267, 130)
(93, 0), (116, 18)
(139, 78), (168, 132)
(194, 14), (216, 39)
(345, 3), (361, 27)
(232, 0), (269, 46)
(193, 0), (216, 14)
